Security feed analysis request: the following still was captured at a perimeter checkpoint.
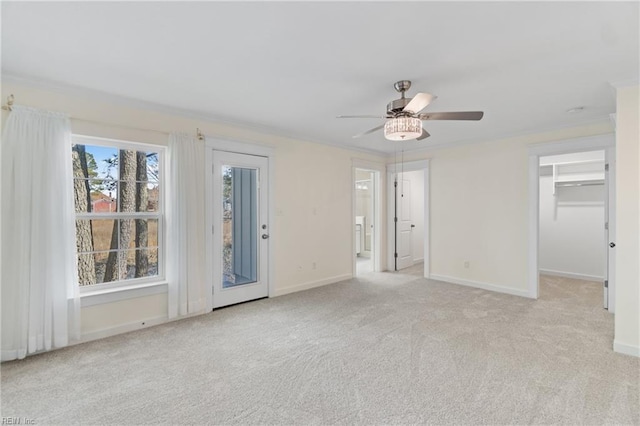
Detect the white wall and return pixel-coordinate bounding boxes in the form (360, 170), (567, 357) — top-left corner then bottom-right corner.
(1, 81), (386, 340)
(614, 84), (640, 356)
(538, 152), (605, 281)
(401, 121), (614, 297)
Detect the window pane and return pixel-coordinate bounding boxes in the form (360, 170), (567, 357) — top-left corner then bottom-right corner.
(118, 181), (160, 213)
(90, 180), (118, 213)
(76, 219), (116, 252)
(146, 183), (160, 212)
(143, 151), (160, 182)
(119, 179), (137, 213)
(222, 166), (258, 288)
(74, 179), (118, 213)
(128, 219), (159, 249)
(72, 144), (118, 180)
(73, 179), (91, 213)
(77, 251), (118, 286)
(120, 249), (158, 280)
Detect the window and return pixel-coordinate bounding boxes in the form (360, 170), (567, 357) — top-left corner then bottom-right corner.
(72, 136), (163, 290)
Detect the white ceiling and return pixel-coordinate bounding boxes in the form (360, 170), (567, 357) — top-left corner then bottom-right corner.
(2, 2), (638, 155)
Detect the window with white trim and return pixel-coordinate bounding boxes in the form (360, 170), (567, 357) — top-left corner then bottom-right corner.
(72, 136), (164, 290)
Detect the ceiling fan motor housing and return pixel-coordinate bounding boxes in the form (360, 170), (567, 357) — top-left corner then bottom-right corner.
(387, 98), (412, 116)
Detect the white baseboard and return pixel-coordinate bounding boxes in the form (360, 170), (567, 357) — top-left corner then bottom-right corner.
(429, 274), (531, 298)
(539, 269), (604, 283)
(80, 315), (168, 343)
(413, 257), (424, 263)
(614, 340), (640, 357)
(272, 273), (352, 297)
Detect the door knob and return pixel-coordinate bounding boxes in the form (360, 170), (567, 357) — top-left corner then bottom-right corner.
(609, 242), (615, 248)
(411, 224), (416, 228)
(262, 234), (269, 240)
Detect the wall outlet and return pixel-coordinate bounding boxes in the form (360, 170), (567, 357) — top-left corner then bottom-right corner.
(464, 261), (470, 269)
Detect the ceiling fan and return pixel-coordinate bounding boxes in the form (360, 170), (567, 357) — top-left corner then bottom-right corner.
(338, 80), (484, 141)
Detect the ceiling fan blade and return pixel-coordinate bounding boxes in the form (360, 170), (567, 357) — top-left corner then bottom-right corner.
(418, 111), (484, 121)
(337, 115), (387, 119)
(353, 124), (385, 138)
(403, 92), (437, 114)
(416, 129), (430, 141)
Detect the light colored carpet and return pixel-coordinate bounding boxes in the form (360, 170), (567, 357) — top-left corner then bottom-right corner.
(1, 267), (638, 425)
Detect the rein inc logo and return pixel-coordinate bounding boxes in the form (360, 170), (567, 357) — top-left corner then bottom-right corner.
(1, 418), (35, 425)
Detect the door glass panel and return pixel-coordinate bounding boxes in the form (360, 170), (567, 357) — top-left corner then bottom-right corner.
(222, 166), (258, 288)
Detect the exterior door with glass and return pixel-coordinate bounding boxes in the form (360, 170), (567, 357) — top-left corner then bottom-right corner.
(212, 151), (269, 308)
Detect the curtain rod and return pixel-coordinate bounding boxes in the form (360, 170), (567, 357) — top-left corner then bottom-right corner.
(2, 94), (205, 141)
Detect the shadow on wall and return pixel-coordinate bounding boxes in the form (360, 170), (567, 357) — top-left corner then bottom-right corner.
(555, 185), (605, 205)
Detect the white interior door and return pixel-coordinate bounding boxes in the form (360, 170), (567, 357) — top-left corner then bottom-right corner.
(397, 177), (414, 270)
(212, 151), (269, 308)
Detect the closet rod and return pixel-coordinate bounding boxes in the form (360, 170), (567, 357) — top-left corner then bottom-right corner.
(556, 182), (604, 187)
(2, 94), (205, 140)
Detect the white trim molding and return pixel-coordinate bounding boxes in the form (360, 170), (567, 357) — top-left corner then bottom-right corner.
(272, 274), (352, 297)
(528, 133), (615, 156)
(81, 315), (168, 343)
(3, 74), (382, 156)
(430, 274), (531, 298)
(81, 282), (168, 308)
(609, 78), (640, 89)
(613, 341), (640, 358)
(538, 269), (604, 283)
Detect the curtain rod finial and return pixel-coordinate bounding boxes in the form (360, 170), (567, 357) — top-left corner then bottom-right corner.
(2, 94), (14, 111)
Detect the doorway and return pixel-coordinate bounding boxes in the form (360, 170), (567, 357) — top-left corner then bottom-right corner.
(387, 160), (430, 277)
(352, 160), (383, 276)
(354, 169), (376, 275)
(208, 148), (271, 309)
(538, 150), (608, 308)
(528, 134), (615, 312)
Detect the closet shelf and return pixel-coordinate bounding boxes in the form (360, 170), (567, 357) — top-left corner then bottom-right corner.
(550, 159), (605, 194)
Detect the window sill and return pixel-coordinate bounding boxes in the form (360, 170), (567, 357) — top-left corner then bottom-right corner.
(80, 281), (168, 308)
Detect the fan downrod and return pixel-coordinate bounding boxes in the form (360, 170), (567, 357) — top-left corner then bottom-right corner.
(393, 80), (412, 96)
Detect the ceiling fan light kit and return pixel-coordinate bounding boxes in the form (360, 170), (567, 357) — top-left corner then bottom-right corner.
(339, 80), (484, 142)
(384, 116), (422, 141)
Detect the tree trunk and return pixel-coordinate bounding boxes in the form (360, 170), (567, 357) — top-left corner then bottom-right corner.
(104, 150), (136, 281)
(135, 152), (149, 277)
(72, 145), (96, 285)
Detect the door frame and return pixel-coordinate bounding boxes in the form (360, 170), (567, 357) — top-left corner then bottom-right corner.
(352, 159), (384, 275)
(205, 137), (275, 304)
(527, 133), (615, 310)
(387, 159), (430, 277)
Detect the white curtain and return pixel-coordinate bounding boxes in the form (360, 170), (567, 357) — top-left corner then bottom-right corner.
(167, 132), (207, 318)
(1, 106), (80, 361)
